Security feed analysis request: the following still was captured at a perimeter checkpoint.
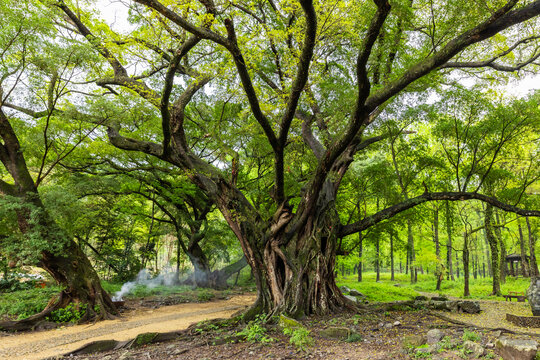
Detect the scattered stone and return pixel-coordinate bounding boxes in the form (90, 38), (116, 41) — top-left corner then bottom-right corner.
(492, 330), (502, 338)
(415, 295), (428, 301)
(378, 322), (385, 328)
(463, 340), (484, 358)
(485, 343), (495, 349)
(496, 336), (538, 360)
(384, 323), (393, 329)
(458, 301), (481, 314)
(172, 348), (188, 355)
(393, 283), (401, 287)
(349, 289), (365, 297)
(428, 343), (441, 353)
(339, 286), (352, 294)
(402, 335), (426, 348)
(279, 315), (302, 330)
(319, 327), (351, 340)
(430, 296), (448, 301)
(393, 321), (401, 327)
(344, 295), (358, 303)
(426, 329), (444, 344)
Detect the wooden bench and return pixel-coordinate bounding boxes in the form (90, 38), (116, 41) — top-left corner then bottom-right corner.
(503, 291), (526, 302)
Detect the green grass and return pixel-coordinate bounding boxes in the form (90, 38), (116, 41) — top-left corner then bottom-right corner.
(338, 271), (531, 302)
(338, 273), (420, 302)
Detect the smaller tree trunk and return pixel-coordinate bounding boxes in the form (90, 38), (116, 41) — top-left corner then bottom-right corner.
(390, 233), (395, 281)
(463, 232), (470, 297)
(445, 201), (455, 281)
(518, 220), (530, 277)
(357, 232), (363, 282)
(527, 217), (539, 277)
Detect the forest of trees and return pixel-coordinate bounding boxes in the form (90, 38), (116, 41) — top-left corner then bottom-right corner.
(1, 0), (540, 329)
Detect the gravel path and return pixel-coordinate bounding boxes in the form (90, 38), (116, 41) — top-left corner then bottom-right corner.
(0, 294), (255, 360)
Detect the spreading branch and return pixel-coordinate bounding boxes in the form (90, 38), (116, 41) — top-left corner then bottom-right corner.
(340, 191), (540, 237)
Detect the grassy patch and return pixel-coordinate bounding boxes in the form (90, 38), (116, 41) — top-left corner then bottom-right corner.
(338, 271), (530, 301)
(338, 274), (419, 302)
(0, 286), (62, 320)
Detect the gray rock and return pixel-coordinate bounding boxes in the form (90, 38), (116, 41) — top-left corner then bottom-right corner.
(393, 283), (401, 287)
(445, 301), (459, 312)
(384, 323), (393, 329)
(415, 295), (428, 301)
(463, 340), (484, 358)
(492, 330), (502, 338)
(431, 300), (448, 311)
(402, 335), (426, 348)
(485, 343), (495, 349)
(340, 286), (352, 294)
(344, 294), (358, 303)
(320, 327), (351, 340)
(349, 289), (365, 297)
(496, 336), (538, 360)
(279, 314), (302, 329)
(458, 301), (481, 314)
(426, 329), (444, 344)
(393, 321), (401, 327)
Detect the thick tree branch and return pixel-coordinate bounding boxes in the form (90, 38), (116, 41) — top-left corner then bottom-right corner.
(273, 0), (317, 203)
(170, 75), (212, 153)
(134, 0), (229, 46)
(365, 0), (540, 111)
(106, 127), (164, 158)
(340, 191), (540, 237)
(56, 1), (161, 106)
(224, 19), (279, 152)
(161, 35), (202, 157)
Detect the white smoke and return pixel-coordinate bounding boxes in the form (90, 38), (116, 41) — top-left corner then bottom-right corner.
(112, 268), (178, 301)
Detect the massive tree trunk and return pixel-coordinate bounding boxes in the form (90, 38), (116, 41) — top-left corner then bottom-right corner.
(0, 109), (116, 331)
(0, 194), (117, 331)
(485, 204), (501, 296)
(212, 181), (354, 318)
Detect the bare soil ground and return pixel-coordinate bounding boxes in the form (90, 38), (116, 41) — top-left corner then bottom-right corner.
(2, 294), (538, 360)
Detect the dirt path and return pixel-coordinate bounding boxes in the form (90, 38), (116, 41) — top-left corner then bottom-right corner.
(0, 294), (255, 360)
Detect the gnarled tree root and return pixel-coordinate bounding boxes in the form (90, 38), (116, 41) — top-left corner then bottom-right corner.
(64, 330), (189, 356)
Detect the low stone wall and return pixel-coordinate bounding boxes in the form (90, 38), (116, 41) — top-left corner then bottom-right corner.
(506, 313), (540, 328)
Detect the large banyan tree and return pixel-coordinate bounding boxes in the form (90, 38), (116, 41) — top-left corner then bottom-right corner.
(2, 0), (540, 322)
